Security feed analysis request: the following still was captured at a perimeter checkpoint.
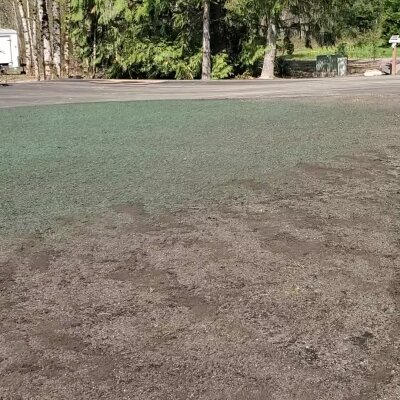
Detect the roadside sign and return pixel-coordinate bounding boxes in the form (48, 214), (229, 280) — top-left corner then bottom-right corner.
(389, 35), (399, 75)
(389, 35), (400, 44)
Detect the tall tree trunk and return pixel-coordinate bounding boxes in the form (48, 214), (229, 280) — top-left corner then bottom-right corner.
(25, 0), (39, 78)
(91, 26), (96, 78)
(30, 0), (40, 79)
(52, 0), (61, 78)
(260, 20), (277, 79)
(37, 0), (52, 79)
(16, 0), (32, 73)
(63, 0), (70, 77)
(201, 0), (211, 80)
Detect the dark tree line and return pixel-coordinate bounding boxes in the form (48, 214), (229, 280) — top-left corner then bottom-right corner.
(1, 0), (399, 79)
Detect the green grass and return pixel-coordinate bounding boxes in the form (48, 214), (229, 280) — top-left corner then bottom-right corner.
(0, 99), (397, 234)
(286, 45), (392, 60)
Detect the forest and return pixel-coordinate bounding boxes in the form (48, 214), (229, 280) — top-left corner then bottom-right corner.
(0, 0), (399, 80)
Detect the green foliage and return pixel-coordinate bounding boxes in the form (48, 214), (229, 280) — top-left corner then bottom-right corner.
(342, 0), (384, 35)
(285, 44), (392, 60)
(106, 40), (203, 79)
(238, 41), (265, 75)
(283, 36), (294, 55)
(336, 42), (348, 56)
(382, 0), (400, 37)
(67, 0), (400, 79)
(211, 53), (234, 79)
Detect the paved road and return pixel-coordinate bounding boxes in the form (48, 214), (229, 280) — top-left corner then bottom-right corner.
(1, 76), (400, 107)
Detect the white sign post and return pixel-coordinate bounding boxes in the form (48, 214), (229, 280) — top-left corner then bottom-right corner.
(389, 35), (400, 75)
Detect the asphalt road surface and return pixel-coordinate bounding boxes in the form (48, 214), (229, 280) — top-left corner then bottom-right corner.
(1, 75), (400, 107)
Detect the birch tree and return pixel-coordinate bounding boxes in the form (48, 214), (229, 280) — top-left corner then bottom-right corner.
(31, 0), (42, 79)
(63, 0), (70, 77)
(25, 0), (35, 75)
(37, 0), (52, 79)
(52, 0), (62, 77)
(15, 0), (32, 73)
(26, 0), (40, 78)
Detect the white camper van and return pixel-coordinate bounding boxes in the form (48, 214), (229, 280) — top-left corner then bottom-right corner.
(0, 29), (20, 68)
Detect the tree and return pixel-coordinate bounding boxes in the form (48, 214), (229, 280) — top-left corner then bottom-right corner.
(4, 0), (397, 81)
(382, 0), (400, 37)
(260, 17), (277, 79)
(202, 0), (211, 79)
(25, 0), (40, 78)
(225, 0), (284, 79)
(37, 0), (52, 79)
(52, 0), (62, 77)
(63, 0), (71, 77)
(15, 0), (32, 74)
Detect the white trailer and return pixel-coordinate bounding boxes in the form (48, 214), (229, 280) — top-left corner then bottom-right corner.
(0, 29), (20, 68)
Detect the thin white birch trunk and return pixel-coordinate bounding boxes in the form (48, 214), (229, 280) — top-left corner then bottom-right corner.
(37, 0), (52, 79)
(16, 0), (32, 73)
(52, 0), (61, 78)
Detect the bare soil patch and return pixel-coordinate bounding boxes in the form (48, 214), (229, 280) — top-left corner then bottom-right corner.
(1, 141), (399, 399)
